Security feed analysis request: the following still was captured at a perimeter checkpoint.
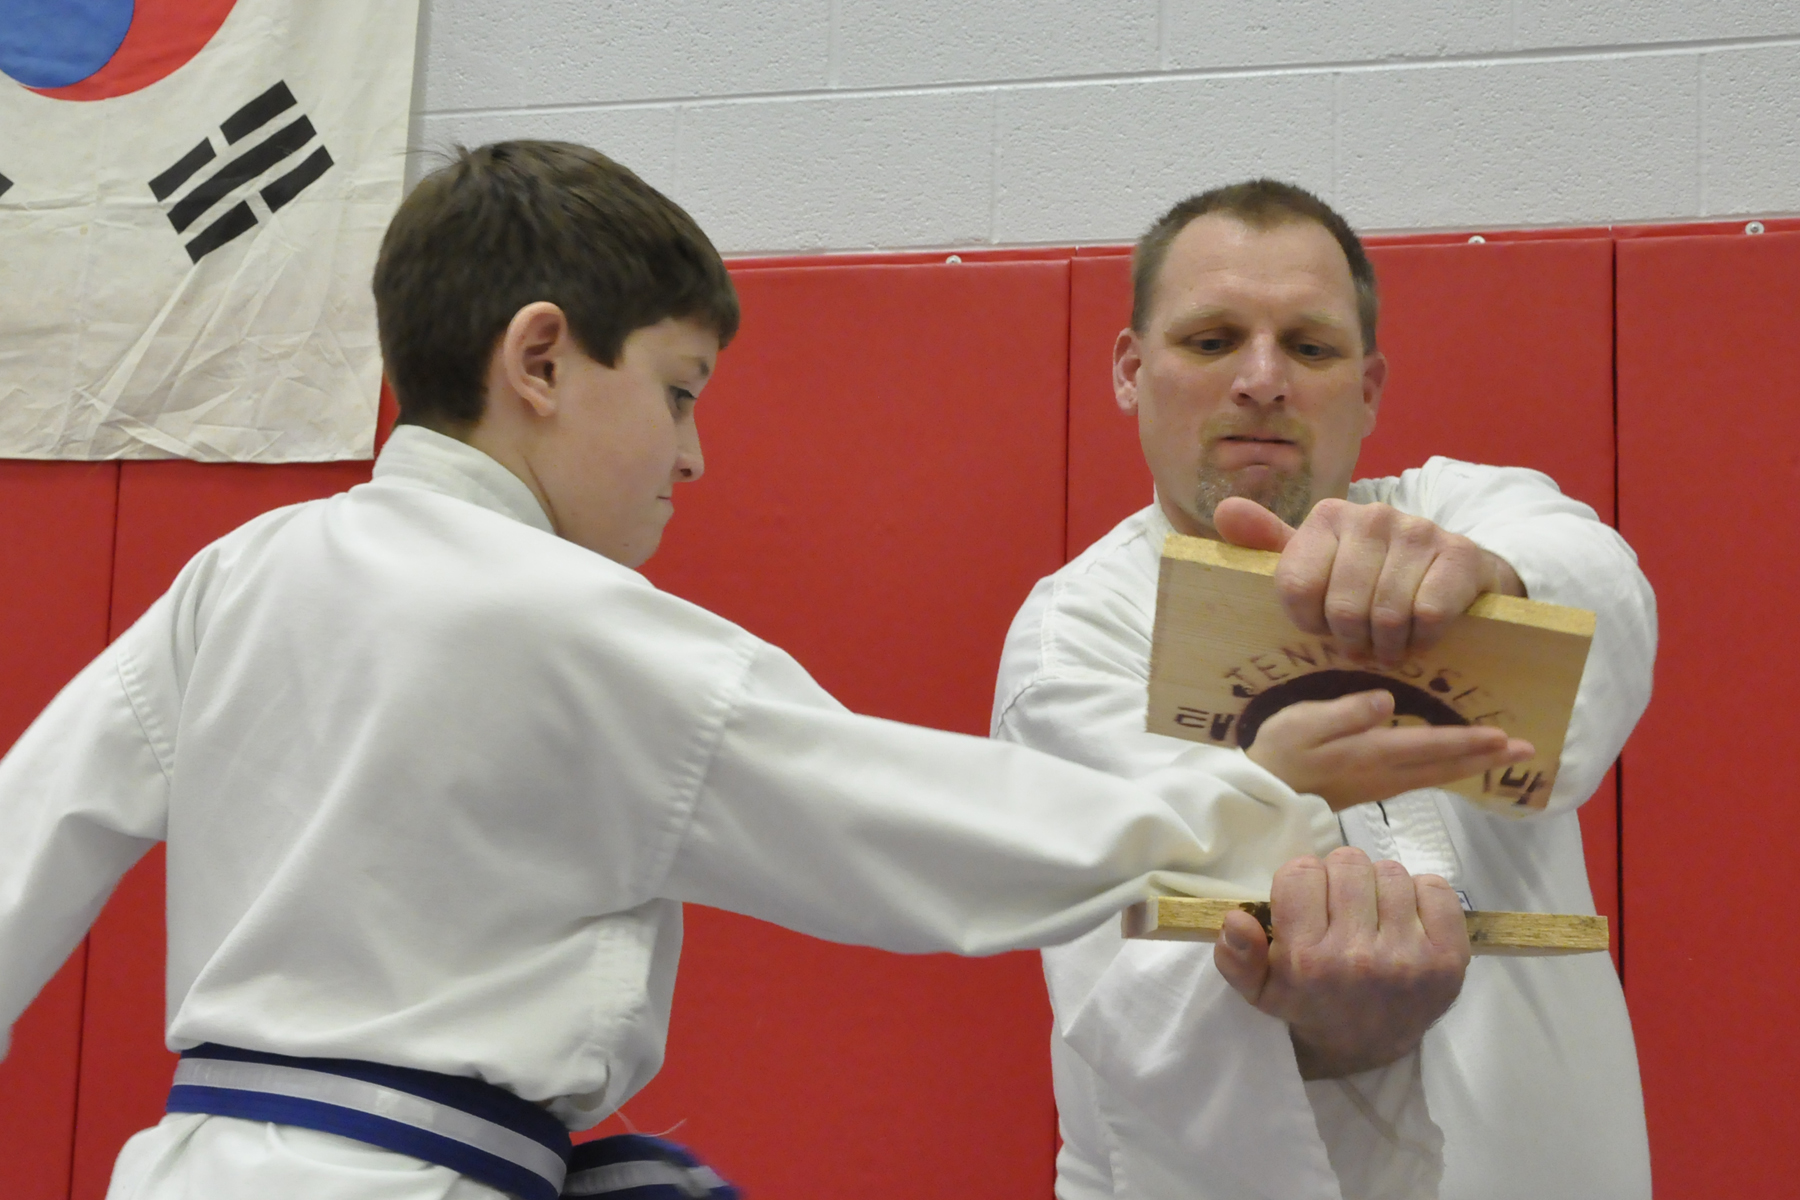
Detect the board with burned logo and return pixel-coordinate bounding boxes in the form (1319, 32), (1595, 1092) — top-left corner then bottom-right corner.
(1146, 534), (1595, 814)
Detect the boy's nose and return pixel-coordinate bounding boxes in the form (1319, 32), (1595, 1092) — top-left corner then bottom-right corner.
(675, 425), (704, 482)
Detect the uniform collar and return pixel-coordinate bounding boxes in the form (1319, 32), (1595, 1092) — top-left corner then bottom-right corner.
(1144, 491), (1178, 551)
(371, 426), (556, 537)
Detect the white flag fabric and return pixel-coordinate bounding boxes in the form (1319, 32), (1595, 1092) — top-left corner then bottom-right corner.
(0, 0), (419, 461)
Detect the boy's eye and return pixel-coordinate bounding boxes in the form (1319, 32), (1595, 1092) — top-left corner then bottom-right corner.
(667, 386), (696, 411)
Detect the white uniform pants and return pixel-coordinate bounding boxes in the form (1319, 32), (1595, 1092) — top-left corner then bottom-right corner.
(107, 1113), (511, 1200)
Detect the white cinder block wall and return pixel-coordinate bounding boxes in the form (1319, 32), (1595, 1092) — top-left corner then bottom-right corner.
(408, 2), (1800, 254)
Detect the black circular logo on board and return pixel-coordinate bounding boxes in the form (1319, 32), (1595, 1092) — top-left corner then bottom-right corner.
(1234, 669), (1470, 750)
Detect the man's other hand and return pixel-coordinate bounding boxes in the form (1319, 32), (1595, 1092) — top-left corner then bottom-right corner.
(1213, 847), (1471, 1080)
(1246, 688), (1533, 811)
(1214, 496), (1526, 666)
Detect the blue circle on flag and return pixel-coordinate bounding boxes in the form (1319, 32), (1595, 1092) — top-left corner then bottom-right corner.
(0, 0), (135, 89)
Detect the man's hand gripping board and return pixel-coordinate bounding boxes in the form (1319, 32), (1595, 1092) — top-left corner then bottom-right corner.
(1146, 533), (1595, 815)
(1123, 896), (1609, 956)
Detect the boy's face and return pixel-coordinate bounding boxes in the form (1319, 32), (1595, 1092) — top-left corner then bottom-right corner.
(488, 312), (718, 568)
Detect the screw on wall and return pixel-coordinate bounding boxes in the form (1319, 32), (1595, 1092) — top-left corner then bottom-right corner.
(1745, 221), (1766, 235)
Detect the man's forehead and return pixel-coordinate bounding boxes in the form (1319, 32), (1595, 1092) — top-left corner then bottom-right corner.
(1151, 213), (1357, 326)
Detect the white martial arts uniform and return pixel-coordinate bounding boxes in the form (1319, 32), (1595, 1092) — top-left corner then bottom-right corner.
(0, 427), (1342, 1200)
(991, 459), (1656, 1200)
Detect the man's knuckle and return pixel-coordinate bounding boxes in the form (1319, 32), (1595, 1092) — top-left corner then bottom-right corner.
(1369, 605), (1410, 635)
(1412, 599), (1451, 625)
(1277, 856), (1327, 882)
(1395, 516), (1438, 548)
(1274, 571), (1315, 605)
(1314, 498), (1354, 524)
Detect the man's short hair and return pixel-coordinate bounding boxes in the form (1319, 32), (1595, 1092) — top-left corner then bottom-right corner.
(374, 140), (740, 429)
(1131, 179), (1379, 352)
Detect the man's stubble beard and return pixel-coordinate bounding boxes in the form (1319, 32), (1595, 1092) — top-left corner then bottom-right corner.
(1192, 460), (1314, 531)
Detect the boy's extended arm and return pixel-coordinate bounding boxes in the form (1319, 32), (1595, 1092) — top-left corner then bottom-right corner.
(0, 630), (171, 1056)
(661, 641), (1339, 957)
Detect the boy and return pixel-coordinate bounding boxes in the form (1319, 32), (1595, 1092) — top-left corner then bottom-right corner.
(0, 143), (1522, 1199)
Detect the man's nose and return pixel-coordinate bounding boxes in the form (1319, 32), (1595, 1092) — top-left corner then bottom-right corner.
(1232, 334), (1288, 405)
(675, 421), (705, 483)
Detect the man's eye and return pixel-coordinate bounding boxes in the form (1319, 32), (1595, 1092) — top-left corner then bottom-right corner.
(1190, 336), (1232, 354)
(1291, 342), (1333, 360)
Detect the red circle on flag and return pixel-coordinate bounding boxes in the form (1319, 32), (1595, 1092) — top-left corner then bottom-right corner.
(29, 0), (241, 101)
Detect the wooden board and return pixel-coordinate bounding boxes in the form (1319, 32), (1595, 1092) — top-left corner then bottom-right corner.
(1147, 535), (1594, 814)
(1124, 896), (1609, 956)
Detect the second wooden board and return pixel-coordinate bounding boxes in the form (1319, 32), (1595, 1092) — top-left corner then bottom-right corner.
(1147, 534), (1595, 813)
(1124, 896), (1609, 956)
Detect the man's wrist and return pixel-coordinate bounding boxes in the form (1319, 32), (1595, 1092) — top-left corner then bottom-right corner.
(1290, 1023), (1420, 1081)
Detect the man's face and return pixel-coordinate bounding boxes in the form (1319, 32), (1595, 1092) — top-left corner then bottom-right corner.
(530, 317), (717, 567)
(1115, 213), (1385, 537)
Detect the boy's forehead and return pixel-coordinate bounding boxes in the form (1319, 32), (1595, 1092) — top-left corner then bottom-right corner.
(632, 316), (720, 373)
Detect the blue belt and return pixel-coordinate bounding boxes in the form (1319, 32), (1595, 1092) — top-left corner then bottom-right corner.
(167, 1044), (737, 1199)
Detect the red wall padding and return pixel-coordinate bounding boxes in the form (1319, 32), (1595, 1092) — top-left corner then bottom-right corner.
(1066, 239), (1623, 963)
(69, 461), (371, 1200)
(0, 462), (118, 1200)
(608, 262), (1069, 1197)
(1617, 230), (1800, 1194)
(1065, 255), (1143, 562)
(12, 225), (1787, 1198)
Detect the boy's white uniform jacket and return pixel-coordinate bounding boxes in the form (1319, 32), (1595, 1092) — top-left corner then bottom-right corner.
(0, 428), (1347, 1156)
(991, 460), (1656, 1200)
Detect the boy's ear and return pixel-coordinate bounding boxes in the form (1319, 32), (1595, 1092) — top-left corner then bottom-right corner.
(499, 302), (572, 418)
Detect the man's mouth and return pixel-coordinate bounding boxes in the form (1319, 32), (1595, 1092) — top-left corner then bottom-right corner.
(1210, 435), (1302, 472)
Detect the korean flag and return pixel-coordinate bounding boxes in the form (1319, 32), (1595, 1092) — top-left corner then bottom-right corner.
(0, 0), (419, 460)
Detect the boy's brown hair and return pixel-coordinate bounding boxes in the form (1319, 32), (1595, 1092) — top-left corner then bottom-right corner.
(1131, 178), (1379, 352)
(374, 141), (740, 429)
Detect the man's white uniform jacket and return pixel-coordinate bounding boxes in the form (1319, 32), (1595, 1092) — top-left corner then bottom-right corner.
(0, 427), (1349, 1140)
(991, 459), (1655, 1200)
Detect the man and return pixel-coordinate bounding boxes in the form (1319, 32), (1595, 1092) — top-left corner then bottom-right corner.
(991, 181), (1654, 1199)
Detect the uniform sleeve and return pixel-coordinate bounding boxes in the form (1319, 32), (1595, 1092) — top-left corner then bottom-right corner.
(1383, 458), (1657, 816)
(661, 641), (1337, 957)
(0, 613), (174, 1056)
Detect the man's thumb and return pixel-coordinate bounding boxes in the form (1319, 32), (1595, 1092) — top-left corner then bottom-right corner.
(1213, 497), (1295, 551)
(1213, 909), (1271, 1004)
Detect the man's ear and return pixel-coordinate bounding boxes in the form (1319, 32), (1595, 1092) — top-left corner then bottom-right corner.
(1113, 328), (1144, 415)
(1359, 348), (1387, 438)
(499, 302), (571, 418)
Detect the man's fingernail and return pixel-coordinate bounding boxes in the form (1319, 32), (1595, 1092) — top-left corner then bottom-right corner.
(1223, 925), (1249, 953)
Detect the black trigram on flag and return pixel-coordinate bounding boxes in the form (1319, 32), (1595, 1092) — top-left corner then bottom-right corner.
(148, 82), (334, 263)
